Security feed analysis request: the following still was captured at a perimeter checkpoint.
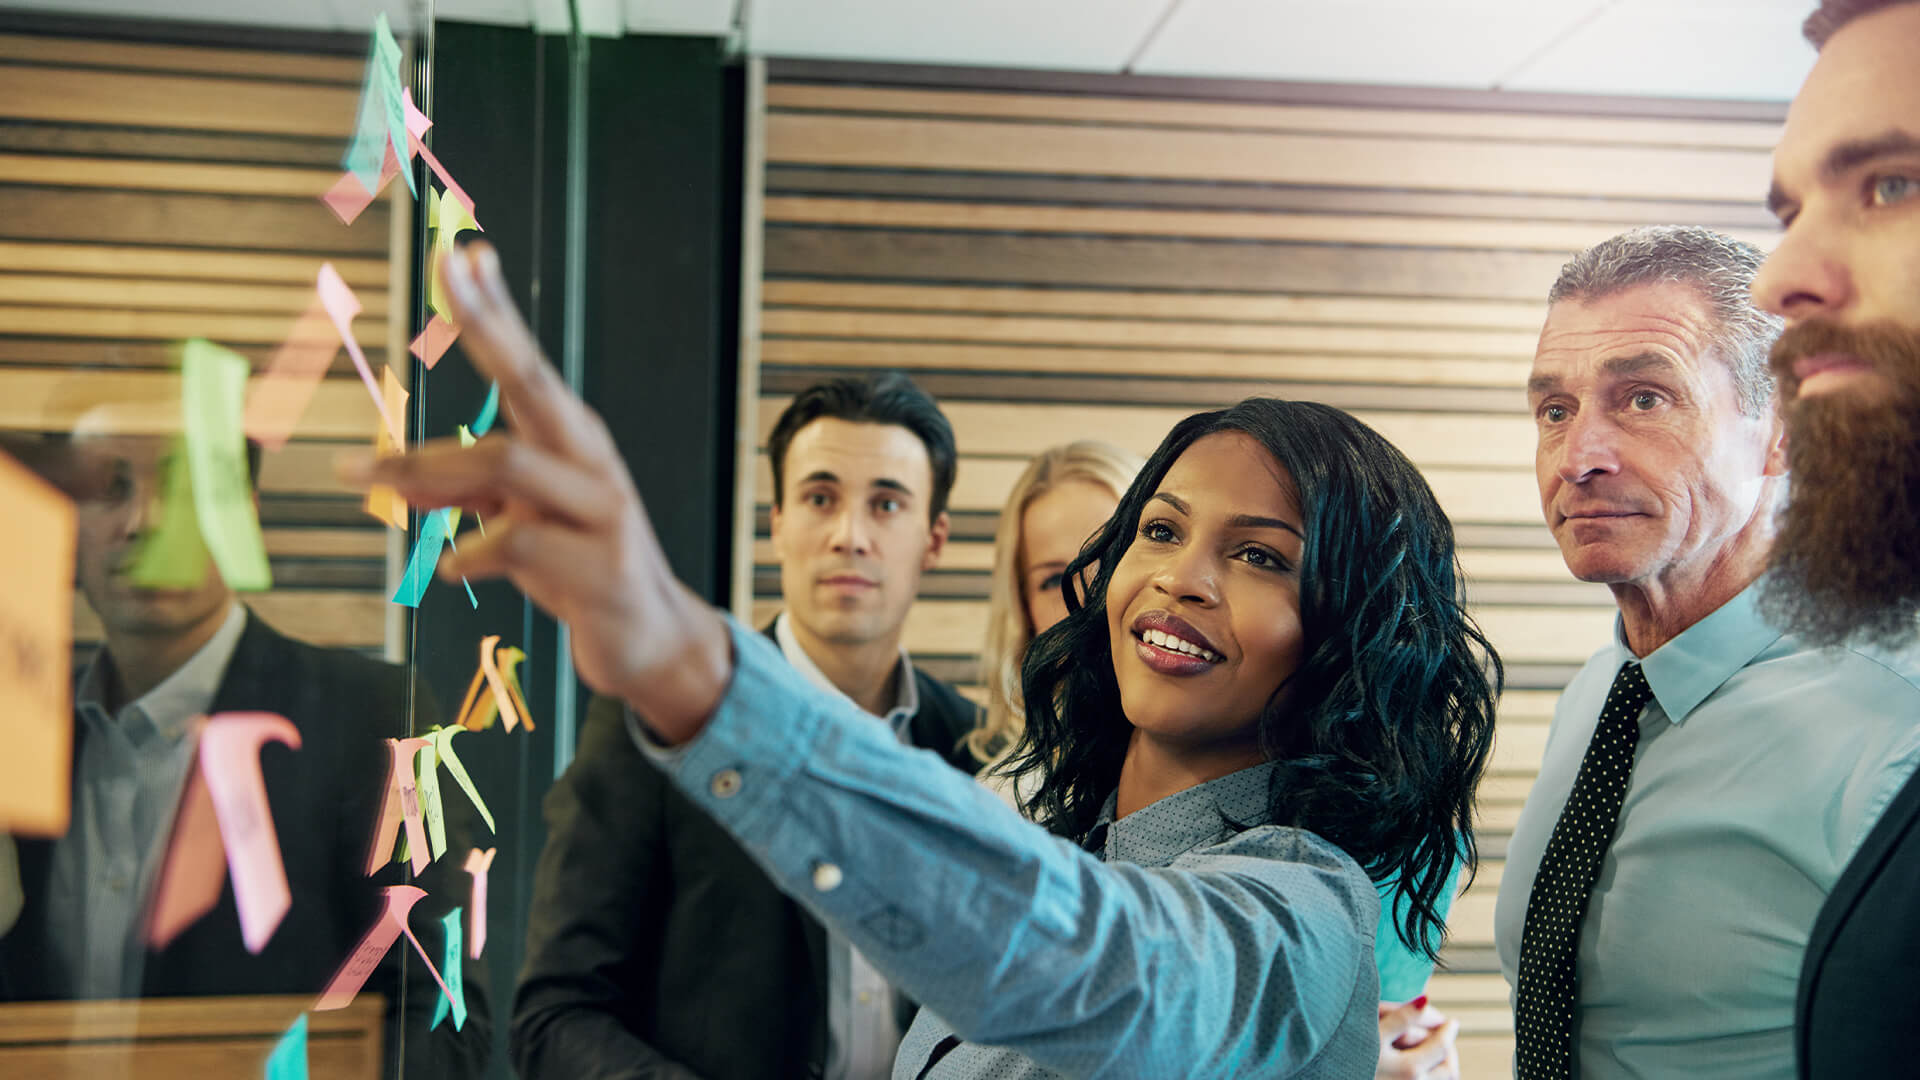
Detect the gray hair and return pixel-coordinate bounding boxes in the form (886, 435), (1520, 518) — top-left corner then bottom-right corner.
(1548, 226), (1782, 416)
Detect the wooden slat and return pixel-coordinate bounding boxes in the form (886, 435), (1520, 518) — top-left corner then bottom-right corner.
(0, 368), (378, 439)
(758, 398), (1540, 469)
(0, 273), (387, 317)
(264, 527), (386, 558)
(0, 152), (338, 198)
(0, 307), (385, 347)
(763, 196), (1777, 254)
(0, 241), (387, 287)
(764, 281), (1549, 330)
(0, 122), (341, 168)
(74, 589), (385, 648)
(0, 187), (389, 254)
(762, 339), (1534, 389)
(0, 33), (365, 83)
(0, 64), (358, 137)
(765, 84), (1782, 151)
(1460, 549), (1576, 584)
(0, 338), (379, 379)
(765, 113), (1773, 202)
(763, 308), (1537, 360)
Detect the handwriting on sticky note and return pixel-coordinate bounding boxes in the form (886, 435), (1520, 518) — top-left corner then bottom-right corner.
(147, 746), (224, 950)
(431, 907), (467, 1031)
(465, 848), (494, 958)
(245, 299), (340, 452)
(265, 1012), (308, 1080)
(182, 340), (271, 591)
(316, 264), (402, 450)
(314, 885), (457, 1014)
(0, 450), (75, 836)
(127, 437), (210, 589)
(392, 507), (454, 608)
(365, 738), (432, 876)
(200, 712), (300, 954)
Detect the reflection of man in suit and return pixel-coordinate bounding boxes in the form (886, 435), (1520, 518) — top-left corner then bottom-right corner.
(1746, 2), (1920, 1074)
(0, 425), (489, 1079)
(513, 372), (980, 1080)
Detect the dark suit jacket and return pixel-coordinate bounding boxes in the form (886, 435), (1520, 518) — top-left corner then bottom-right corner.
(1796, 765), (1920, 1077)
(511, 627), (981, 1080)
(0, 612), (490, 1079)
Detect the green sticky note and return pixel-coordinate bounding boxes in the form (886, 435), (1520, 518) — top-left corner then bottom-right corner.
(431, 908), (466, 1031)
(416, 738), (447, 862)
(428, 187), (482, 317)
(431, 726), (496, 834)
(182, 339), (271, 591)
(265, 1012), (308, 1080)
(127, 438), (210, 588)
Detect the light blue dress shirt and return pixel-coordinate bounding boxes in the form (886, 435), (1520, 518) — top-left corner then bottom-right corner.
(1494, 582), (1920, 1079)
(631, 616), (1382, 1079)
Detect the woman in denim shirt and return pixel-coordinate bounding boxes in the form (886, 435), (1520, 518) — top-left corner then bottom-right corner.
(371, 244), (1499, 1080)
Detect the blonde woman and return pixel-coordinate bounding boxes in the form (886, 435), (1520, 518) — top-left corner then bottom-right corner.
(970, 441), (1143, 804)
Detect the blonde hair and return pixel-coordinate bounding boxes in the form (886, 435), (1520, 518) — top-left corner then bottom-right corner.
(968, 440), (1143, 764)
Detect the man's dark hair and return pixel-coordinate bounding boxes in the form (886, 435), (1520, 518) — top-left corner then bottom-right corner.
(766, 372), (957, 522)
(1805, 0), (1919, 45)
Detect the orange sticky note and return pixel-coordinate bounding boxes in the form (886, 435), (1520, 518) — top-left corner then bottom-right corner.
(464, 848), (495, 959)
(0, 451), (75, 836)
(409, 314), (460, 370)
(477, 635), (525, 733)
(363, 366), (408, 530)
(199, 712), (301, 954)
(313, 885), (457, 1014)
(245, 298), (341, 452)
(364, 738), (432, 876)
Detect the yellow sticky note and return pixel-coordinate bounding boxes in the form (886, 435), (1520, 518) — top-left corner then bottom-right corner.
(0, 451), (75, 836)
(181, 339), (271, 591)
(364, 366), (409, 531)
(428, 186), (483, 319)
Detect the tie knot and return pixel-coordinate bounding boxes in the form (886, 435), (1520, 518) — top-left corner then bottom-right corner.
(1608, 662), (1653, 714)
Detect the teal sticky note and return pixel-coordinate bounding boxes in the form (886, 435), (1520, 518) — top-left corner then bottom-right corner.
(343, 14), (414, 198)
(182, 339), (271, 591)
(471, 382), (499, 437)
(392, 507), (453, 607)
(372, 15), (413, 196)
(265, 1012), (308, 1080)
(431, 907), (467, 1031)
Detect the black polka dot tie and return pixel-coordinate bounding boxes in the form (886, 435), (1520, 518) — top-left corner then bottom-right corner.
(1514, 661), (1652, 1080)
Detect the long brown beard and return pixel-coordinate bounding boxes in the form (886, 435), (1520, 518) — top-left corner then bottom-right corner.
(1762, 319), (1920, 647)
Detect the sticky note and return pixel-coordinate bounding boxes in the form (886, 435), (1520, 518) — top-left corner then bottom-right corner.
(181, 340), (270, 591)
(439, 522), (478, 608)
(342, 14), (412, 200)
(126, 438), (210, 589)
(245, 298), (340, 452)
(320, 148), (393, 227)
(147, 749), (224, 950)
(265, 1012), (308, 1080)
(449, 427), (484, 537)
(314, 885), (457, 1014)
(431, 907), (466, 1031)
(199, 712), (301, 954)
(363, 366), (409, 531)
(409, 315), (459, 370)
(428, 186), (483, 320)
(471, 382), (500, 438)
(454, 662), (493, 733)
(464, 848), (494, 958)
(498, 646), (533, 733)
(365, 738), (432, 876)
(316, 264), (401, 450)
(392, 507), (454, 608)
(429, 726), (495, 835)
(478, 634), (527, 733)
(0, 450), (75, 836)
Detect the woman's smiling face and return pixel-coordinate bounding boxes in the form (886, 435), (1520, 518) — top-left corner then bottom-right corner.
(1105, 430), (1307, 757)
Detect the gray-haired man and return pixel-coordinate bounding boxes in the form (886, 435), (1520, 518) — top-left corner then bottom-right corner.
(1493, 226), (1920, 1079)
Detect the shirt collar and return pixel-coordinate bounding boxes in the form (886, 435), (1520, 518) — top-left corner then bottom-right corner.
(1093, 760), (1281, 868)
(76, 603), (248, 742)
(773, 612), (918, 735)
(1613, 579), (1782, 727)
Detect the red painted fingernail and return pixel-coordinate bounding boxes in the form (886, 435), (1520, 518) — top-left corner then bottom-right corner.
(1410, 995), (1429, 1009)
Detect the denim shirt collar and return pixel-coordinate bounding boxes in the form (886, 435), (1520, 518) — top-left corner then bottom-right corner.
(1090, 760), (1281, 868)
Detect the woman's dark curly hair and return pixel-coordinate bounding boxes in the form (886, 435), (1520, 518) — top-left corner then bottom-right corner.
(1002, 398), (1500, 961)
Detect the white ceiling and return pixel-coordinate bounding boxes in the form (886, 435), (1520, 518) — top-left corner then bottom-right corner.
(0, 0), (1820, 101)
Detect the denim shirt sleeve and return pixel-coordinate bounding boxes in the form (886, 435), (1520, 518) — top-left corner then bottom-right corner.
(627, 615), (1374, 1078)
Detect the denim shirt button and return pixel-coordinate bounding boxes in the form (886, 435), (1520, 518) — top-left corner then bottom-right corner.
(710, 767), (743, 799)
(811, 861), (844, 892)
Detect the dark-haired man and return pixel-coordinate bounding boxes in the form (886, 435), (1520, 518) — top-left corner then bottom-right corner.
(1746, 1), (1920, 1074)
(0, 421), (488, 1079)
(512, 372), (980, 1080)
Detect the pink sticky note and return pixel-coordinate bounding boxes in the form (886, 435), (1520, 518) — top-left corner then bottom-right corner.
(408, 314), (460, 370)
(199, 712), (301, 954)
(245, 298), (340, 452)
(314, 885), (457, 1014)
(364, 738), (432, 876)
(402, 87), (432, 141)
(464, 847), (494, 959)
(407, 131), (476, 219)
(319, 142), (401, 227)
(316, 263), (403, 450)
(477, 635), (524, 733)
(146, 749), (225, 950)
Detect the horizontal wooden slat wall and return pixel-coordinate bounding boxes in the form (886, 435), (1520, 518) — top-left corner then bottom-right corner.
(0, 27), (395, 659)
(746, 61), (1785, 1075)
